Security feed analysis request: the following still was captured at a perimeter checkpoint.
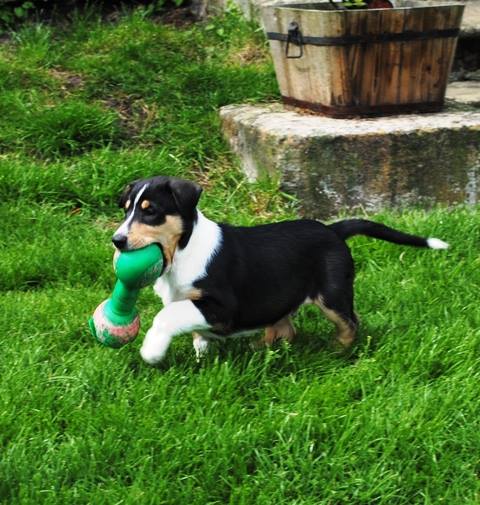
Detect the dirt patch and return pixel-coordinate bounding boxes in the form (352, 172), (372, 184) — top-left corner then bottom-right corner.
(102, 94), (158, 137)
(228, 42), (269, 67)
(158, 7), (196, 27)
(48, 68), (86, 91)
(190, 165), (214, 190)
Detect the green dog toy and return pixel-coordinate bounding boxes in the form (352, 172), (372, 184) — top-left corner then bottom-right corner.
(89, 244), (164, 348)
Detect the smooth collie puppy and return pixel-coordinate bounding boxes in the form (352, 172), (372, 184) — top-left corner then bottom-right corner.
(112, 176), (448, 365)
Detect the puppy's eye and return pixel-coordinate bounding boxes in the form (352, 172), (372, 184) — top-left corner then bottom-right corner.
(140, 200), (155, 215)
(142, 206), (156, 216)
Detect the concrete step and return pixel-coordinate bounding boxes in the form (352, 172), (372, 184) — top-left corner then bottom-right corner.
(446, 81), (480, 104)
(220, 103), (480, 218)
(461, 0), (480, 38)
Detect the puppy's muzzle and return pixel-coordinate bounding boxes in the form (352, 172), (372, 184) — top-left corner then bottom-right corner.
(112, 234), (128, 251)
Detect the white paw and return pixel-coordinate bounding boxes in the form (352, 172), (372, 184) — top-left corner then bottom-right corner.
(193, 336), (209, 361)
(140, 345), (165, 365)
(140, 335), (168, 365)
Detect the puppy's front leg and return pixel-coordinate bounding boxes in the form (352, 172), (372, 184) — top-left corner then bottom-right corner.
(140, 300), (210, 365)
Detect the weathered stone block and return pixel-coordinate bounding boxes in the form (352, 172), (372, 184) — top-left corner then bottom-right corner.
(446, 81), (480, 104)
(220, 104), (480, 218)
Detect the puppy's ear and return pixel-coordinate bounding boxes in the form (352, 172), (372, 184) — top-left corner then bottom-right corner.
(118, 180), (138, 208)
(168, 178), (202, 215)
(118, 184), (132, 208)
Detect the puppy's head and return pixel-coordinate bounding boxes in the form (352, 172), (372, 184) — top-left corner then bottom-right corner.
(112, 176), (202, 264)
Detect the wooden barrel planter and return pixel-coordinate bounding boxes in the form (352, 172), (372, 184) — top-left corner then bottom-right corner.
(261, 1), (465, 117)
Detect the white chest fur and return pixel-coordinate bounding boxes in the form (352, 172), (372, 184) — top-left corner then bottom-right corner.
(153, 210), (222, 305)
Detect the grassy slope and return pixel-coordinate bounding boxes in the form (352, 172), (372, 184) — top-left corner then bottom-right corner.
(0, 7), (479, 505)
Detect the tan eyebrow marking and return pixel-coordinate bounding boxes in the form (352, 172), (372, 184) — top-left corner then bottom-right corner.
(125, 199), (131, 210)
(141, 200), (150, 210)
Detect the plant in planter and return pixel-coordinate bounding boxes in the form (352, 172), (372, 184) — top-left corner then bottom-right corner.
(262, 0), (465, 117)
(330, 0), (393, 9)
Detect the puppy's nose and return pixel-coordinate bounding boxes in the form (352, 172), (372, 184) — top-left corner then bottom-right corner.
(112, 234), (128, 250)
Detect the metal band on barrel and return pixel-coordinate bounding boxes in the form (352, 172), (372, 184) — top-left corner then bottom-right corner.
(267, 28), (460, 47)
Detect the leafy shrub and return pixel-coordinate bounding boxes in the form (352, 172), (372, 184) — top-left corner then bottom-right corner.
(0, 1), (35, 25)
(0, 0), (188, 32)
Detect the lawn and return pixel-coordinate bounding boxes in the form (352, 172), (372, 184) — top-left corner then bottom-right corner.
(0, 6), (479, 504)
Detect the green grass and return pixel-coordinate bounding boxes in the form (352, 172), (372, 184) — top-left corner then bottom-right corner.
(1, 6), (479, 505)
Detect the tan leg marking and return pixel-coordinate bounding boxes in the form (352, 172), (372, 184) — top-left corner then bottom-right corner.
(260, 316), (296, 347)
(314, 297), (356, 347)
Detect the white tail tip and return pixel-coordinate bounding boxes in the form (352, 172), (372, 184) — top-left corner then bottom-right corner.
(427, 238), (449, 250)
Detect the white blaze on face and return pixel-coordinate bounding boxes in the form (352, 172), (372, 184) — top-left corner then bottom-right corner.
(114, 184), (149, 237)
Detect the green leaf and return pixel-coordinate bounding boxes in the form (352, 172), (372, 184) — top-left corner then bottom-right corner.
(14, 7), (26, 18)
(0, 11), (14, 24)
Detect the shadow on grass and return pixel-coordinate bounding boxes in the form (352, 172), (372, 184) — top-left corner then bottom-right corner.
(135, 319), (388, 378)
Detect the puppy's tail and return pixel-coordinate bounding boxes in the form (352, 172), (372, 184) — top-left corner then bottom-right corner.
(329, 219), (449, 249)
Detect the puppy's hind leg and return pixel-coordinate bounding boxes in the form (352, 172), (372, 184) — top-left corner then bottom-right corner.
(314, 296), (358, 348)
(192, 332), (209, 361)
(258, 316), (296, 347)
